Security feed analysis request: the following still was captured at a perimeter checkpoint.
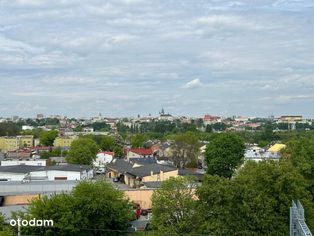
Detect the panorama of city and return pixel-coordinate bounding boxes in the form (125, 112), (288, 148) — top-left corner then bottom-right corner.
(1, 0), (314, 236)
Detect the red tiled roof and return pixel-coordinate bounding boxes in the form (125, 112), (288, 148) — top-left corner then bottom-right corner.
(127, 148), (153, 156)
(204, 114), (220, 121)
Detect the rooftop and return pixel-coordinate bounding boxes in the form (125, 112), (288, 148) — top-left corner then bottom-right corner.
(0, 164), (92, 174)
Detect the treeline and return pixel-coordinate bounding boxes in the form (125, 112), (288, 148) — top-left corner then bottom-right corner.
(151, 133), (314, 235)
(0, 122), (21, 136)
(74, 122), (111, 132)
(17, 118), (60, 127)
(117, 120), (199, 135)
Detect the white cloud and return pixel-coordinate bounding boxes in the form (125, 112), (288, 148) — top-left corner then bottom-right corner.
(15, 0), (44, 6)
(195, 15), (260, 30)
(1, 0), (314, 117)
(183, 79), (203, 89)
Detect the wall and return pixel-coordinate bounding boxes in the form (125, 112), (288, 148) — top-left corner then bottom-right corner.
(54, 137), (77, 148)
(3, 194), (39, 206)
(0, 172), (25, 181)
(106, 170), (119, 179)
(30, 170), (81, 180)
(142, 170), (178, 182)
(124, 189), (154, 209)
(1, 160), (46, 166)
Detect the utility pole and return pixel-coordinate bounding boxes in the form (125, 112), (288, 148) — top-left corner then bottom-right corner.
(17, 223), (21, 236)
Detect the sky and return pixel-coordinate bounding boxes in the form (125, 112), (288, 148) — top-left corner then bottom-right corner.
(0, 0), (314, 118)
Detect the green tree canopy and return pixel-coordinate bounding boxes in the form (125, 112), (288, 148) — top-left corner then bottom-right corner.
(16, 181), (133, 236)
(167, 132), (200, 168)
(0, 122), (21, 136)
(151, 177), (199, 235)
(40, 130), (58, 146)
(67, 138), (99, 165)
(197, 161), (314, 235)
(99, 135), (115, 151)
(130, 134), (147, 148)
(0, 213), (13, 236)
(282, 136), (314, 197)
(113, 146), (124, 158)
(205, 133), (245, 178)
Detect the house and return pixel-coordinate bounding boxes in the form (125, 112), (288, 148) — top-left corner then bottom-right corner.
(129, 156), (157, 166)
(244, 144), (284, 162)
(0, 136), (34, 153)
(203, 114), (221, 126)
(106, 159), (178, 188)
(125, 148), (153, 160)
(0, 164), (93, 181)
(54, 136), (78, 148)
(278, 116), (303, 123)
(7, 149), (32, 159)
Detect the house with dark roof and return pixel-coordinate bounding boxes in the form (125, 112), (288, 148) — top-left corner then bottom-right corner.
(106, 159), (178, 188)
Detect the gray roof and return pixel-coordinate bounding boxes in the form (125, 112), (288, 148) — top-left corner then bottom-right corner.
(178, 169), (204, 181)
(0, 164), (92, 174)
(107, 159), (177, 178)
(0, 165), (40, 174)
(129, 157), (157, 165)
(128, 164), (176, 178)
(107, 159), (133, 173)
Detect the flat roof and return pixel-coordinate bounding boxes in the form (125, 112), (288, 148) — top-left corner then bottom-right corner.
(0, 164), (92, 174)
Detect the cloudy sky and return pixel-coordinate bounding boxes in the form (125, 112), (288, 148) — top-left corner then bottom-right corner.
(1, 0), (314, 118)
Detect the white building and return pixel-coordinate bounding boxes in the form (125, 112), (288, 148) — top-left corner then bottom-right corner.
(0, 164), (93, 181)
(22, 125), (34, 131)
(1, 160), (47, 166)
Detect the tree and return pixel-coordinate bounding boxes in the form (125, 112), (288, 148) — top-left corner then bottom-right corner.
(151, 177), (199, 235)
(89, 122), (111, 132)
(212, 122), (227, 131)
(0, 213), (13, 236)
(113, 146), (124, 158)
(168, 132), (200, 168)
(16, 181), (134, 236)
(72, 181), (133, 232)
(205, 124), (213, 133)
(40, 130), (58, 146)
(130, 134), (147, 148)
(197, 161), (314, 235)
(99, 136), (115, 151)
(277, 122), (289, 130)
(205, 133), (245, 178)
(282, 137), (314, 198)
(0, 122), (21, 136)
(257, 122), (279, 143)
(67, 138), (99, 165)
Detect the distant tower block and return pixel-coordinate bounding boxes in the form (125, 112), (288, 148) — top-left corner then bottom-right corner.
(290, 200), (312, 236)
